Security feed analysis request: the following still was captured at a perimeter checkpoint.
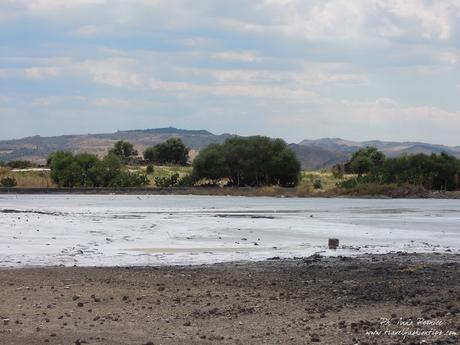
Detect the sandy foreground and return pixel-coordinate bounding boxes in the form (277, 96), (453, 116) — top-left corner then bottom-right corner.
(0, 253), (459, 345)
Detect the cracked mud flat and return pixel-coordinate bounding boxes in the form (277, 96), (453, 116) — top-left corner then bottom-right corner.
(0, 253), (459, 345)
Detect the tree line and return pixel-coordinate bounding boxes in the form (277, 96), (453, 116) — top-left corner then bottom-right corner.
(44, 136), (301, 188)
(47, 151), (149, 187)
(6, 137), (459, 191)
(337, 147), (460, 191)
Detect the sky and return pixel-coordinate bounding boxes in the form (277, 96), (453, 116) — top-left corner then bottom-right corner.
(1, 0), (460, 145)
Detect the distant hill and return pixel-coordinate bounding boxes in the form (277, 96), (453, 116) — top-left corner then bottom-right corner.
(288, 144), (350, 170)
(1, 128), (459, 170)
(0, 127), (232, 165)
(299, 138), (460, 160)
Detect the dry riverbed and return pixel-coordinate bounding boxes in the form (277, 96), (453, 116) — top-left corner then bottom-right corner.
(0, 253), (459, 345)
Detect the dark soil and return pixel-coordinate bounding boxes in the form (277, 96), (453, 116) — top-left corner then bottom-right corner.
(0, 253), (459, 344)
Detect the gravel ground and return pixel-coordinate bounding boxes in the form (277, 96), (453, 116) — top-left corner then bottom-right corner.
(0, 253), (459, 345)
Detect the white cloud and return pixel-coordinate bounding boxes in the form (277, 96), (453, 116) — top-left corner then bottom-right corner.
(10, 0), (107, 11)
(2, 0), (460, 144)
(0, 69), (9, 78)
(73, 25), (100, 37)
(213, 51), (260, 62)
(437, 51), (459, 65)
(76, 58), (144, 88)
(92, 97), (129, 107)
(23, 67), (59, 79)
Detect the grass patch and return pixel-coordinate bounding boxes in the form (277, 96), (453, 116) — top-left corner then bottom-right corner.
(0, 169), (56, 188)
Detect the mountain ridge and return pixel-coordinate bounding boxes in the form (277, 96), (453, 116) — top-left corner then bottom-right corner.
(1, 128), (459, 170)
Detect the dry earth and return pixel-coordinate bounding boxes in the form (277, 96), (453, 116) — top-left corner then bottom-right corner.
(0, 253), (459, 345)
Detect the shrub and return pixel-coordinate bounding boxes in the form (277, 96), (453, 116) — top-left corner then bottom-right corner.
(7, 160), (35, 169)
(146, 165), (154, 174)
(176, 174), (197, 187)
(111, 171), (149, 187)
(0, 176), (17, 187)
(313, 178), (322, 189)
(154, 173), (180, 187)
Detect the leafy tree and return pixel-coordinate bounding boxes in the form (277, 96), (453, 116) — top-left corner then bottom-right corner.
(192, 136), (301, 187)
(192, 144), (228, 183)
(0, 176), (17, 187)
(143, 147), (156, 163)
(348, 147), (385, 176)
(88, 153), (123, 187)
(341, 150), (460, 191)
(48, 151), (84, 187)
(109, 141), (138, 163)
(47, 151), (148, 188)
(143, 138), (189, 165)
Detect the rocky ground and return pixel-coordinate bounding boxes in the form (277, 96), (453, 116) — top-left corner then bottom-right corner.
(0, 253), (459, 345)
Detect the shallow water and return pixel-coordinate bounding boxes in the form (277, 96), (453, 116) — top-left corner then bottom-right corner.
(0, 195), (459, 267)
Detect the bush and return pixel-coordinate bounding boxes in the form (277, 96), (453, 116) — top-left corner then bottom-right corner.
(0, 176), (17, 187)
(154, 173), (180, 187)
(176, 174), (197, 187)
(146, 165), (154, 174)
(313, 178), (322, 189)
(7, 160), (35, 169)
(111, 171), (149, 187)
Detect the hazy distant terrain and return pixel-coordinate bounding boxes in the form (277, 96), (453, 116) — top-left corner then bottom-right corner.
(1, 127), (459, 170)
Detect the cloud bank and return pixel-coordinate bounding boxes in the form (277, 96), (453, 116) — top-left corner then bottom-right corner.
(1, 0), (459, 144)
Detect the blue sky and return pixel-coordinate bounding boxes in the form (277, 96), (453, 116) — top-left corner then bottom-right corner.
(1, 0), (460, 145)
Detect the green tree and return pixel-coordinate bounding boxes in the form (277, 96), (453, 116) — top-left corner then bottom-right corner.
(341, 151), (460, 192)
(143, 138), (189, 165)
(47, 151), (148, 188)
(48, 151), (83, 187)
(192, 136), (301, 187)
(348, 147), (385, 176)
(109, 141), (138, 163)
(192, 144), (228, 184)
(143, 147), (156, 163)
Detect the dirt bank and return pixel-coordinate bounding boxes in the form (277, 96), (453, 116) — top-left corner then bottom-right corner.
(0, 253), (459, 344)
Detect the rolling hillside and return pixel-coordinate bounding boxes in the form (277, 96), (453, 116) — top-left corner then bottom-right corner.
(1, 128), (459, 170)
